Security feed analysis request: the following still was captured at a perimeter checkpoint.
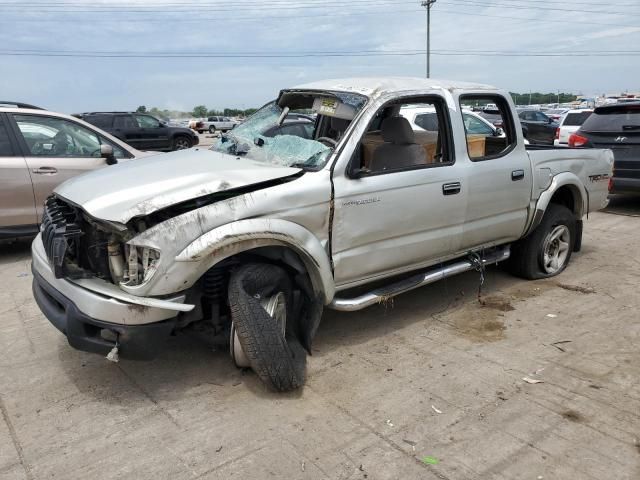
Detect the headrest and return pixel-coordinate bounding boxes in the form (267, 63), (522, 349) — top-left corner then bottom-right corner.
(381, 116), (415, 144)
(330, 116), (350, 132)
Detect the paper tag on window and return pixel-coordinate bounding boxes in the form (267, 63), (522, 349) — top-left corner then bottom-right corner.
(319, 99), (338, 115)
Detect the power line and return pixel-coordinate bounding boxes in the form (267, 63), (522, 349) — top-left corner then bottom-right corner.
(440, 0), (640, 17)
(1, 48), (639, 58)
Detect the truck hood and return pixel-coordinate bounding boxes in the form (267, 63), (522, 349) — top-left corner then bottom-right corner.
(54, 148), (301, 224)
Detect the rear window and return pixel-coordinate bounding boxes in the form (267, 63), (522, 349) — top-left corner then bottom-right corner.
(582, 105), (640, 132)
(563, 112), (592, 127)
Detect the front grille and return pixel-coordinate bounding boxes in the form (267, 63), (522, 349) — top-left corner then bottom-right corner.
(42, 196), (84, 278)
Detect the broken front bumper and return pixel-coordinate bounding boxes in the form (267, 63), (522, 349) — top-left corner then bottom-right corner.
(31, 234), (186, 360)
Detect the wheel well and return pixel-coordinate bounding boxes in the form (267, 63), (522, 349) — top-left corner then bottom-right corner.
(549, 185), (581, 216)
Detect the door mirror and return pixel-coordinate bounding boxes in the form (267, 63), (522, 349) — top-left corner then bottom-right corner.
(101, 144), (118, 165)
(494, 127), (504, 137)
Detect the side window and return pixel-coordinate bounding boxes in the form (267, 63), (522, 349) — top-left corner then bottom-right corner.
(463, 113), (494, 135)
(355, 97), (453, 175)
(0, 117), (15, 156)
(86, 114), (113, 129)
(114, 115), (137, 129)
(13, 115), (103, 157)
(459, 95), (516, 161)
(536, 112), (549, 122)
(135, 115), (160, 128)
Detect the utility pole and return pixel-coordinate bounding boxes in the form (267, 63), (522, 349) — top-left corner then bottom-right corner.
(421, 0), (437, 78)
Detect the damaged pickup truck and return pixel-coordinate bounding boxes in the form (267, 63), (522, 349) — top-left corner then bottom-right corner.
(31, 78), (614, 391)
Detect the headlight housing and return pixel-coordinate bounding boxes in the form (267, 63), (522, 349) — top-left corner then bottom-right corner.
(121, 244), (161, 287)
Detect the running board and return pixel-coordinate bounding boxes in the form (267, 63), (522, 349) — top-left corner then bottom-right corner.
(328, 246), (510, 312)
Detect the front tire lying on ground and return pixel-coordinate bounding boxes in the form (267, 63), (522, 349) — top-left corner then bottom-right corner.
(228, 263), (306, 391)
(508, 203), (576, 279)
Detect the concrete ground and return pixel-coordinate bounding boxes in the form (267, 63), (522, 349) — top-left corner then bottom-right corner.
(1, 198), (639, 480)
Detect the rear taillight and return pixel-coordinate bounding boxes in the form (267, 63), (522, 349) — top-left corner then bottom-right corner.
(555, 128), (560, 140)
(608, 177), (613, 193)
(568, 133), (589, 147)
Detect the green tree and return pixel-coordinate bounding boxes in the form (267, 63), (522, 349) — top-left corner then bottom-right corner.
(135, 105), (147, 113)
(192, 105), (208, 117)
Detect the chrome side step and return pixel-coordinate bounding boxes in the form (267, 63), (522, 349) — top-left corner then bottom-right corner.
(328, 246), (510, 312)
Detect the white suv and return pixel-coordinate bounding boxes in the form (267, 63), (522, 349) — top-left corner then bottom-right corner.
(554, 109), (593, 146)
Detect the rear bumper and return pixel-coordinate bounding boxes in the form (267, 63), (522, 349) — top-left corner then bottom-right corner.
(33, 269), (176, 360)
(610, 176), (640, 194)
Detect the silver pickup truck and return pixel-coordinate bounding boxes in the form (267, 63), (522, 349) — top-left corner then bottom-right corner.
(31, 77), (613, 391)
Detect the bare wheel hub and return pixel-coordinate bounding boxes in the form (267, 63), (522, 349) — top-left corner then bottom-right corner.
(542, 225), (570, 274)
(230, 292), (287, 368)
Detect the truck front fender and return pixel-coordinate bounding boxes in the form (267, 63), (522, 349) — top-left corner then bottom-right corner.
(174, 219), (335, 303)
(525, 172), (587, 236)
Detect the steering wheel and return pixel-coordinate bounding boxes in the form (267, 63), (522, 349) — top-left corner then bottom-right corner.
(316, 137), (338, 147)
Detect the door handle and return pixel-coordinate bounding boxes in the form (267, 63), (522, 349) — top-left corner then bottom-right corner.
(511, 169), (525, 181)
(32, 167), (58, 175)
(442, 182), (461, 195)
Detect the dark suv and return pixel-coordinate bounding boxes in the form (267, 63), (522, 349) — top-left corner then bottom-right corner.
(517, 109), (558, 145)
(74, 112), (199, 151)
(570, 102), (640, 194)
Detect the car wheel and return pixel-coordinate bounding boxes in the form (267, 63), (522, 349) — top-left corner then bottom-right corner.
(209, 125), (216, 134)
(508, 204), (576, 279)
(172, 136), (192, 150)
(197, 130), (204, 134)
(228, 263), (306, 391)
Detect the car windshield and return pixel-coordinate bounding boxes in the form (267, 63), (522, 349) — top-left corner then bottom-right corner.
(210, 91), (366, 170)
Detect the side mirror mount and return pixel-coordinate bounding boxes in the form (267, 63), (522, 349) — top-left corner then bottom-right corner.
(101, 144), (118, 165)
(350, 167), (371, 179)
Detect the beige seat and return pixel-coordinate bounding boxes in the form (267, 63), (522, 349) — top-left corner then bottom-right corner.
(370, 117), (425, 172)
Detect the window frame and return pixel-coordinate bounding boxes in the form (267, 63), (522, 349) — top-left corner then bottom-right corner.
(0, 112), (21, 157)
(8, 113), (134, 159)
(458, 94), (517, 162)
(348, 94), (456, 178)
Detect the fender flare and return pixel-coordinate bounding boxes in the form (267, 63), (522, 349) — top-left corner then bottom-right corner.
(525, 172), (587, 236)
(175, 219), (335, 303)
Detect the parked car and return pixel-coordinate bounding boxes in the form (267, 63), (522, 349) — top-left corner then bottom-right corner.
(477, 108), (505, 128)
(198, 116), (239, 134)
(569, 102), (640, 194)
(554, 109), (593, 146)
(545, 108), (570, 123)
(30, 78), (613, 392)
(402, 106), (505, 137)
(517, 109), (558, 145)
(75, 112), (199, 151)
(0, 101), (154, 239)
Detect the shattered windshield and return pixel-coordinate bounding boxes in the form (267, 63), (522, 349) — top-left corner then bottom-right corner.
(210, 91), (367, 170)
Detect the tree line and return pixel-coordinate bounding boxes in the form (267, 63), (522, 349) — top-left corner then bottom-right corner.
(136, 105), (258, 119)
(509, 92), (578, 105)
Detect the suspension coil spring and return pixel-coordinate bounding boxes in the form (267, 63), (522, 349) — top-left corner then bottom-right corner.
(202, 268), (225, 302)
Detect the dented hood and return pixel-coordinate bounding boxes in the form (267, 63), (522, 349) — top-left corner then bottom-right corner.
(54, 148), (301, 224)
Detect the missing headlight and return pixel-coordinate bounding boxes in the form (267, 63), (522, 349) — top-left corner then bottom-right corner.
(121, 244), (160, 286)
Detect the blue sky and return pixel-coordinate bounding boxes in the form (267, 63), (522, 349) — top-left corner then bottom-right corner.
(1, 0), (639, 113)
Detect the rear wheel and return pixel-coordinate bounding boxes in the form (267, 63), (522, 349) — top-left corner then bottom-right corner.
(228, 263), (306, 391)
(508, 204), (576, 279)
(172, 135), (192, 150)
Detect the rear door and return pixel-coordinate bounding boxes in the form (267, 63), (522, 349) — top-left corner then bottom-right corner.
(113, 114), (143, 149)
(458, 94), (533, 251)
(0, 113), (37, 232)
(9, 114), (124, 219)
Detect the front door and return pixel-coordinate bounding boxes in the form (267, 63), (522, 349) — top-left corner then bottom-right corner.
(9, 114), (111, 219)
(134, 114), (169, 150)
(331, 96), (467, 287)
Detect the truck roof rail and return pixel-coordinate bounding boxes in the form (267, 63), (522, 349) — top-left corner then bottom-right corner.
(0, 101), (45, 110)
